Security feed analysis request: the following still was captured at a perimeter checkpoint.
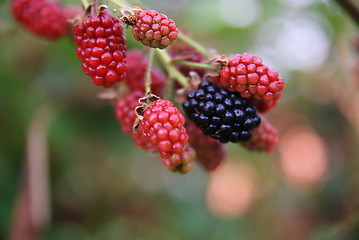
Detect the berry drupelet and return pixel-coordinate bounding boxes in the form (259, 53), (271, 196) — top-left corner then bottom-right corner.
(131, 10), (178, 49)
(218, 53), (284, 103)
(183, 80), (261, 143)
(12, 0), (68, 40)
(161, 144), (195, 174)
(139, 99), (188, 159)
(74, 10), (126, 87)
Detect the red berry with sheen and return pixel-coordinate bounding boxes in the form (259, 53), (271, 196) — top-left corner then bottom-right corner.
(240, 116), (279, 153)
(74, 10), (126, 87)
(126, 50), (166, 96)
(218, 53), (284, 103)
(12, 0), (68, 40)
(161, 144), (195, 174)
(132, 10), (178, 49)
(186, 122), (226, 171)
(139, 99), (188, 159)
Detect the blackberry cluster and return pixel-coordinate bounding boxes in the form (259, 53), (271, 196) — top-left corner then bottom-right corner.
(74, 10), (126, 87)
(139, 99), (188, 159)
(218, 53), (284, 103)
(12, 0), (68, 40)
(131, 10), (178, 49)
(183, 80), (261, 143)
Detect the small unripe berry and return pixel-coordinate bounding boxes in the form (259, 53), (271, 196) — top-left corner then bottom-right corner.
(131, 10), (178, 49)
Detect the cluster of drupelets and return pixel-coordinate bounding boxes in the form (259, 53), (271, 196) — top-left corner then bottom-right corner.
(12, 0), (284, 174)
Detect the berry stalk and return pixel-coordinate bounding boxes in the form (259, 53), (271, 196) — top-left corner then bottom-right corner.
(145, 48), (155, 93)
(172, 60), (217, 71)
(155, 49), (189, 87)
(108, 0), (132, 10)
(177, 32), (213, 59)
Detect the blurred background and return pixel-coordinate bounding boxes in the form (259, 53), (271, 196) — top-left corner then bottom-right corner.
(1, 0), (359, 239)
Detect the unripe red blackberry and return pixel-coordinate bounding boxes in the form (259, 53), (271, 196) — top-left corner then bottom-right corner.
(240, 116), (279, 153)
(12, 0), (68, 40)
(126, 50), (166, 96)
(139, 99), (188, 159)
(131, 10), (178, 49)
(115, 91), (143, 135)
(183, 80), (261, 143)
(186, 122), (225, 171)
(218, 53), (284, 103)
(74, 10), (126, 87)
(161, 144), (195, 174)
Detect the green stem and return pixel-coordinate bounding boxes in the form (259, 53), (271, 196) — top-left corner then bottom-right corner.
(173, 60), (217, 71)
(166, 73), (174, 102)
(178, 32), (213, 59)
(81, 0), (89, 8)
(145, 48), (155, 93)
(155, 49), (189, 88)
(108, 0), (132, 10)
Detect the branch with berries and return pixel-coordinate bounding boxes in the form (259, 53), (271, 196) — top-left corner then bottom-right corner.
(11, 0), (285, 174)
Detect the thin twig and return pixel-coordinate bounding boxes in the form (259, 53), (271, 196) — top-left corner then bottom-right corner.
(178, 32), (214, 59)
(145, 48), (155, 93)
(173, 60), (217, 71)
(155, 49), (189, 87)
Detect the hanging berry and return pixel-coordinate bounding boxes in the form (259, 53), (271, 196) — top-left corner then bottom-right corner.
(74, 9), (127, 87)
(12, 0), (68, 40)
(215, 53), (284, 106)
(183, 80), (261, 143)
(136, 97), (188, 159)
(122, 8), (178, 49)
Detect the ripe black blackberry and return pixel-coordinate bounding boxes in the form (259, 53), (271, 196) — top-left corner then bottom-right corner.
(183, 80), (261, 143)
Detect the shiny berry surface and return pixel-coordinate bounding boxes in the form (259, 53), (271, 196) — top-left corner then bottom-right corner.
(132, 10), (178, 49)
(183, 80), (261, 143)
(74, 10), (126, 87)
(139, 99), (188, 159)
(218, 53), (284, 103)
